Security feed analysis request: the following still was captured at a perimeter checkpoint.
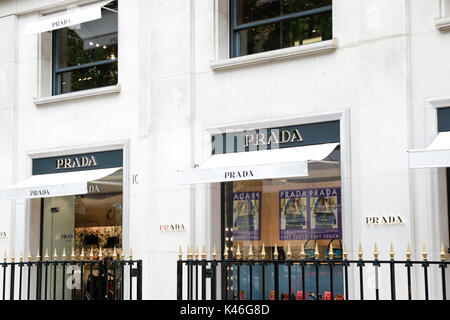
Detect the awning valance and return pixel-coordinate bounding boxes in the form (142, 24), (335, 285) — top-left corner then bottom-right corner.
(177, 143), (339, 185)
(408, 131), (450, 168)
(25, 0), (113, 35)
(0, 167), (121, 200)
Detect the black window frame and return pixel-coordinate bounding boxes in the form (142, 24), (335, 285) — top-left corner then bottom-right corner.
(229, 0), (333, 58)
(51, 2), (119, 96)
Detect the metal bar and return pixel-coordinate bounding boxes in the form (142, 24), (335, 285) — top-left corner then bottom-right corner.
(18, 262), (23, 300)
(137, 260), (142, 301)
(121, 261), (125, 300)
(274, 261), (279, 300)
(261, 263), (266, 300)
(177, 260), (183, 300)
(233, 6), (332, 31)
(301, 262), (306, 300)
(195, 263), (198, 300)
(54, 59), (118, 74)
(52, 262), (57, 300)
(104, 261), (109, 301)
(423, 262), (429, 300)
(390, 261), (396, 300)
(358, 261), (364, 300)
(44, 262), (48, 300)
(79, 262), (83, 301)
(9, 263), (15, 300)
(249, 262), (253, 300)
(329, 262), (334, 300)
(71, 261), (75, 301)
(373, 261), (380, 301)
(2, 262), (6, 300)
(201, 262), (207, 300)
(315, 262), (320, 300)
(440, 263), (447, 300)
(89, 262), (94, 301)
(188, 262), (192, 300)
(112, 261), (116, 301)
(406, 262), (412, 300)
(27, 262), (31, 300)
(211, 262), (217, 300)
(288, 262), (292, 300)
(129, 261), (133, 300)
(61, 262), (66, 301)
(237, 263), (240, 300)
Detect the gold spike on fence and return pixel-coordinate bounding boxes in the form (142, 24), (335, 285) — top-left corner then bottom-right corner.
(441, 242), (446, 261)
(300, 242), (305, 260)
(273, 244), (279, 260)
(201, 245), (207, 260)
(287, 243), (292, 260)
(358, 243), (363, 260)
(374, 243), (379, 260)
(406, 243), (411, 261)
(212, 244), (217, 260)
(390, 243), (395, 260)
(422, 243), (428, 261)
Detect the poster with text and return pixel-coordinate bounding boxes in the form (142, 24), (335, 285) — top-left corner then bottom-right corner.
(309, 187), (342, 240)
(233, 192), (261, 240)
(279, 189), (309, 240)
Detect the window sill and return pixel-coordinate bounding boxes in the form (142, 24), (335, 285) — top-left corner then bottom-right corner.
(210, 38), (338, 71)
(33, 84), (121, 106)
(435, 16), (450, 30)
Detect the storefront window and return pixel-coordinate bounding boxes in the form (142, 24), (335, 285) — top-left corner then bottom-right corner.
(222, 147), (343, 300)
(52, 1), (118, 95)
(231, 0), (332, 57)
(41, 169), (123, 300)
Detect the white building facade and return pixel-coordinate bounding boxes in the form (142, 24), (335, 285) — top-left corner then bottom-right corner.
(0, 0), (449, 300)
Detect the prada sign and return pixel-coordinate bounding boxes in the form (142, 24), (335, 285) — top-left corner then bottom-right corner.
(160, 224), (187, 232)
(33, 150), (123, 175)
(212, 121), (340, 155)
(244, 129), (303, 147)
(366, 216), (405, 225)
(56, 155), (97, 170)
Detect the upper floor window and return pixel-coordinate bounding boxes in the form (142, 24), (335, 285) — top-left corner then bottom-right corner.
(52, 1), (118, 95)
(230, 0), (332, 58)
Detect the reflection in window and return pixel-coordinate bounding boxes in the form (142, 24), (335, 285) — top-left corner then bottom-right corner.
(52, 1), (118, 95)
(231, 0), (332, 57)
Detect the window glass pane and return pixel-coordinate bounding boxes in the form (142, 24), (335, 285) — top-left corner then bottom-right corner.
(60, 62), (118, 94)
(236, 0), (331, 25)
(54, 2), (118, 95)
(56, 9), (118, 69)
(223, 147), (344, 300)
(238, 10), (332, 56)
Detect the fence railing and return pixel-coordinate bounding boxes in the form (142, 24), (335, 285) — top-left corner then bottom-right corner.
(177, 243), (449, 301)
(1, 248), (142, 300)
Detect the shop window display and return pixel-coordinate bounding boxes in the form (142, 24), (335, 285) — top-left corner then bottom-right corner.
(222, 148), (343, 300)
(41, 169), (123, 300)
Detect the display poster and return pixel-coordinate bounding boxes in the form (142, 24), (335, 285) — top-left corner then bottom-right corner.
(279, 187), (341, 240)
(233, 192), (261, 240)
(280, 190), (309, 240)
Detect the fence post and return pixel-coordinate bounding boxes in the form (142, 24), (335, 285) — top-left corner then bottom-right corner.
(137, 260), (142, 301)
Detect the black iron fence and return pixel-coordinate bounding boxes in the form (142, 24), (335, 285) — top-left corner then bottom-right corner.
(177, 244), (449, 301)
(1, 251), (142, 300)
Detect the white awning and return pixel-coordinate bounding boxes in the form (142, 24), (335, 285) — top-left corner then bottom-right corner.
(25, 0), (113, 35)
(408, 131), (450, 168)
(177, 143), (339, 184)
(0, 167), (121, 200)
